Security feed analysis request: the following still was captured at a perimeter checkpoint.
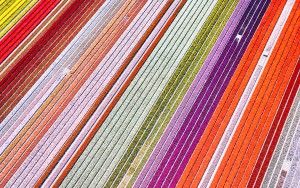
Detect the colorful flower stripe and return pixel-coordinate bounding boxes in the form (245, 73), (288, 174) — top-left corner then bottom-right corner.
(0, 0), (106, 122)
(0, 0), (63, 64)
(262, 88), (300, 187)
(179, 0), (293, 186)
(0, 0), (299, 187)
(0, 0), (38, 38)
